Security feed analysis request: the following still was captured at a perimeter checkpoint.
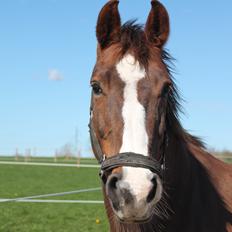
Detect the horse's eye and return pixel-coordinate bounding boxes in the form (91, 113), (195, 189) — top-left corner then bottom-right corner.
(92, 83), (103, 95)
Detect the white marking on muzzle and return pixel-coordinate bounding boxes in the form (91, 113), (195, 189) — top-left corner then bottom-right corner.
(116, 54), (154, 202)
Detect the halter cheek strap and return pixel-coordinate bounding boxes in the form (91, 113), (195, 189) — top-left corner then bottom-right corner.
(89, 119), (105, 163)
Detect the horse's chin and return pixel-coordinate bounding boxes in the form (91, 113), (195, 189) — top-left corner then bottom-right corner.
(115, 212), (154, 224)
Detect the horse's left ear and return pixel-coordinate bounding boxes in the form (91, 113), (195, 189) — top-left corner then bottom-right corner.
(145, 0), (170, 48)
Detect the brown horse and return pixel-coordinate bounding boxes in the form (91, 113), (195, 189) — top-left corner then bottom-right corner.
(89, 0), (232, 231)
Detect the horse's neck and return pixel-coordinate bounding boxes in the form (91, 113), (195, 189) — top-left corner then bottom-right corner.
(164, 132), (232, 232)
(189, 142), (232, 213)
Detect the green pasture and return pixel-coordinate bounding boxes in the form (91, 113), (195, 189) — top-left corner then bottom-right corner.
(0, 162), (108, 232)
(0, 155), (231, 232)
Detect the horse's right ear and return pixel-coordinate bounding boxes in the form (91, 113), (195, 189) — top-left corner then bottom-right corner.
(96, 0), (121, 49)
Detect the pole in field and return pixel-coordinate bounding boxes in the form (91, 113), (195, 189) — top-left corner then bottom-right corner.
(15, 148), (19, 161)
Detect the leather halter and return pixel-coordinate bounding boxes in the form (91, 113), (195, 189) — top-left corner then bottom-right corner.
(89, 94), (166, 183)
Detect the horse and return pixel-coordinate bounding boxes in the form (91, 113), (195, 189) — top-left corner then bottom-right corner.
(89, 1), (232, 231)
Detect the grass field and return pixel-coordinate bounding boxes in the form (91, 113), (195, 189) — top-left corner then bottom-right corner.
(0, 158), (108, 232)
(0, 155), (231, 232)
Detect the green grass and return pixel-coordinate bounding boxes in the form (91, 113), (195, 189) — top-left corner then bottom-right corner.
(0, 154), (231, 232)
(0, 164), (109, 232)
(223, 159), (232, 163)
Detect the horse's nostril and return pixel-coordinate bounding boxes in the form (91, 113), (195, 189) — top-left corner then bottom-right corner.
(109, 176), (118, 189)
(147, 177), (158, 203)
(106, 173), (123, 211)
(107, 173), (122, 191)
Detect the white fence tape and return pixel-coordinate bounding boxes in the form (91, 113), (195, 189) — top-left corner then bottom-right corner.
(0, 187), (103, 204)
(0, 199), (104, 204)
(0, 161), (99, 168)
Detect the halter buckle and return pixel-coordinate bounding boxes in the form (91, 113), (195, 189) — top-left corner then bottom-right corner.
(100, 154), (106, 164)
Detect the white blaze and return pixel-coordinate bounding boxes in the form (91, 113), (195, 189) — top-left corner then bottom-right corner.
(116, 54), (154, 202)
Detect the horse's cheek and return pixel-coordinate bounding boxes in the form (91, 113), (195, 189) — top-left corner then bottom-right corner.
(227, 223), (232, 232)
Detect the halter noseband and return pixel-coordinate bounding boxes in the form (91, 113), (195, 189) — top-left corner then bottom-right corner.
(89, 97), (167, 183)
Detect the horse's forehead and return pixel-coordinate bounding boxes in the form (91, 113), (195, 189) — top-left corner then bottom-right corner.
(93, 54), (147, 87)
(116, 54), (146, 84)
(94, 47), (169, 92)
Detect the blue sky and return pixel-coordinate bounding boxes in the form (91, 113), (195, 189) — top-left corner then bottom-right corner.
(0, 0), (231, 156)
